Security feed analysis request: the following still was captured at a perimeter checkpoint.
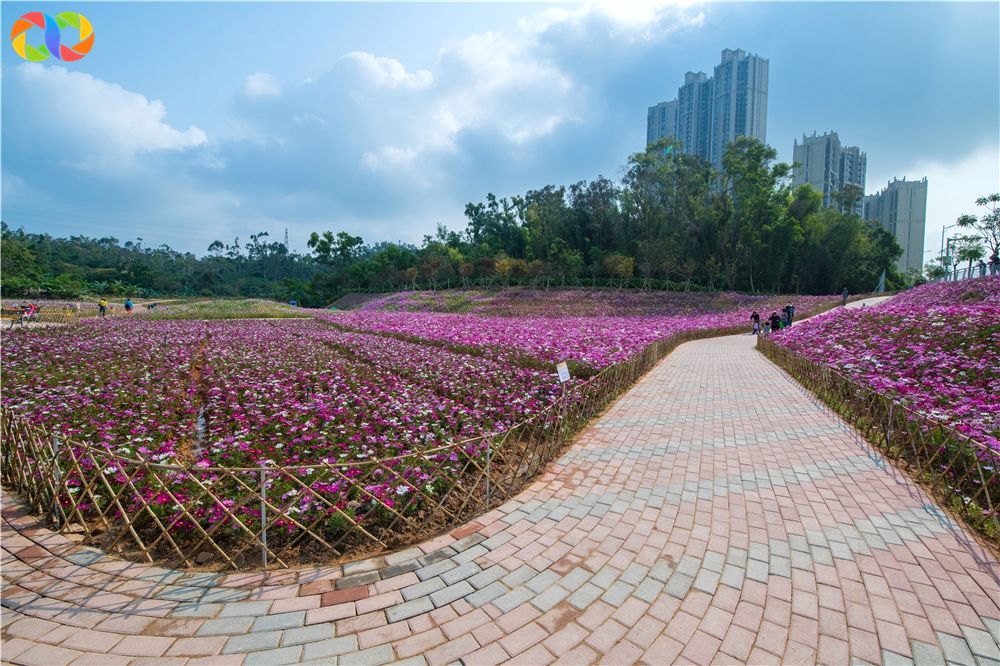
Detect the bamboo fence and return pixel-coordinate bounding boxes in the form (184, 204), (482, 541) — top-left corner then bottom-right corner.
(757, 336), (999, 544)
(1, 326), (744, 570)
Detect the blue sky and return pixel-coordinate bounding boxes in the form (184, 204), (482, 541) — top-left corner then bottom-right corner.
(2, 1), (998, 261)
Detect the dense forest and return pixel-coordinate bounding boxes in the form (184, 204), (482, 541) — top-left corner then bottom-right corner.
(2, 137), (913, 307)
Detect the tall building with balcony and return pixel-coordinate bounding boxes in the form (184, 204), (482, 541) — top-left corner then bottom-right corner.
(645, 49), (769, 168)
(864, 177), (928, 275)
(792, 131), (867, 215)
(710, 48), (769, 168)
(677, 72), (713, 163)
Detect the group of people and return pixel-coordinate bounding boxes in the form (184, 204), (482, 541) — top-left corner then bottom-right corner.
(97, 298), (134, 318)
(976, 253), (1000, 277)
(750, 302), (796, 336)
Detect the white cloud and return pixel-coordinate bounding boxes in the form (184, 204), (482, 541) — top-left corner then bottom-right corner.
(870, 143), (1000, 260)
(342, 52), (432, 90)
(12, 63), (206, 169)
(244, 72), (282, 98)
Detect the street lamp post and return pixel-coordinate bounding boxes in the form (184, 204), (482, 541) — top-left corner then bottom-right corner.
(939, 223), (961, 280)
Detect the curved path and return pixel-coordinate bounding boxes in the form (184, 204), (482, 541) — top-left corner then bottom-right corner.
(3, 327), (999, 665)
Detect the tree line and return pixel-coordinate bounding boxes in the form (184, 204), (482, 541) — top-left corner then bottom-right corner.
(3, 136), (928, 307)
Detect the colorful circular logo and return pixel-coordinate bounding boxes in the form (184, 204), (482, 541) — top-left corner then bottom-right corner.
(11, 12), (94, 62)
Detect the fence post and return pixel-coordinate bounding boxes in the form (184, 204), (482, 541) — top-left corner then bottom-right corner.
(485, 438), (492, 507)
(260, 462), (268, 569)
(50, 435), (63, 528)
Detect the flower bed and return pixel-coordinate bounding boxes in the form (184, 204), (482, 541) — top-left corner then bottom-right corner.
(323, 293), (841, 370)
(771, 276), (1000, 451)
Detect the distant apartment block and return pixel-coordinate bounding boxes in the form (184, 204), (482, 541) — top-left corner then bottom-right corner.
(646, 100), (678, 145)
(645, 48), (768, 168)
(864, 177), (928, 275)
(792, 131), (867, 215)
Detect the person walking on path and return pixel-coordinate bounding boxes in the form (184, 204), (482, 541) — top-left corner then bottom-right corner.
(750, 310), (761, 335)
(768, 311), (782, 334)
(978, 260), (988, 277)
(841, 287), (849, 306)
(98, 298), (108, 318)
(783, 302), (795, 327)
(124, 298), (134, 314)
(990, 252), (999, 275)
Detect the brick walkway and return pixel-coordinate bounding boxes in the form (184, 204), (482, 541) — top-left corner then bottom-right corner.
(2, 331), (999, 665)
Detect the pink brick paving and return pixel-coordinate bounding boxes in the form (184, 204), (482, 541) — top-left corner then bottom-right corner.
(3, 331), (1000, 665)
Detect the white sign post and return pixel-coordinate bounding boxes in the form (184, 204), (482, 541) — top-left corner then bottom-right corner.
(556, 361), (571, 384)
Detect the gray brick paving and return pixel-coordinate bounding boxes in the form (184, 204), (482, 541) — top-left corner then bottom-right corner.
(281, 623), (335, 646)
(196, 615), (254, 636)
(401, 577), (445, 602)
(252, 610), (305, 632)
(429, 581), (475, 608)
(244, 646), (302, 665)
(386, 597), (434, 623)
(223, 630), (283, 654)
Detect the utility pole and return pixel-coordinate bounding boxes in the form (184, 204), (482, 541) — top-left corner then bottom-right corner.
(284, 228), (289, 249)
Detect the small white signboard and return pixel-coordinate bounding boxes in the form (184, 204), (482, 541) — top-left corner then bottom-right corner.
(556, 361), (571, 384)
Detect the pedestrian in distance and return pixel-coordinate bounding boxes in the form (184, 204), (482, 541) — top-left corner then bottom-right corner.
(978, 260), (988, 277)
(750, 310), (761, 335)
(990, 253), (999, 275)
(124, 298), (134, 314)
(841, 287), (849, 306)
(98, 298), (108, 318)
(783, 302), (795, 327)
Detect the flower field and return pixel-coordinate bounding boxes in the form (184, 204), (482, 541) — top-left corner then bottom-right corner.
(772, 276), (1000, 450)
(325, 293), (840, 370)
(1, 288), (845, 563)
(361, 288), (838, 318)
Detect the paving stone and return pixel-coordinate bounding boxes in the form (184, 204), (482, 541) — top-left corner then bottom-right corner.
(693, 568), (721, 594)
(746, 559), (769, 583)
(501, 565), (538, 588)
(882, 650), (915, 666)
(340, 644), (395, 665)
(414, 559), (457, 582)
(216, 600), (272, 617)
(665, 573), (694, 599)
(525, 570), (561, 594)
(244, 646), (302, 665)
(401, 577), (446, 602)
(281, 623), (335, 646)
(417, 548), (457, 567)
(380, 561), (420, 579)
(440, 561), (481, 586)
(252, 610), (306, 632)
(937, 632), (977, 665)
(567, 583), (604, 611)
(336, 571), (380, 590)
(493, 586), (535, 614)
(466, 581), (508, 608)
(386, 597), (434, 623)
(468, 565), (506, 590)
(196, 616), (254, 636)
(223, 631), (283, 654)
(531, 584), (570, 612)
(302, 636), (360, 661)
(633, 577), (665, 604)
(910, 641), (945, 666)
(962, 625), (1000, 660)
(429, 581), (475, 608)
(453, 544), (488, 564)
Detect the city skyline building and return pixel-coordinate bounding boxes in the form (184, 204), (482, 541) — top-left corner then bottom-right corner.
(646, 100), (677, 145)
(792, 131), (867, 215)
(645, 48), (769, 168)
(864, 177), (928, 275)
